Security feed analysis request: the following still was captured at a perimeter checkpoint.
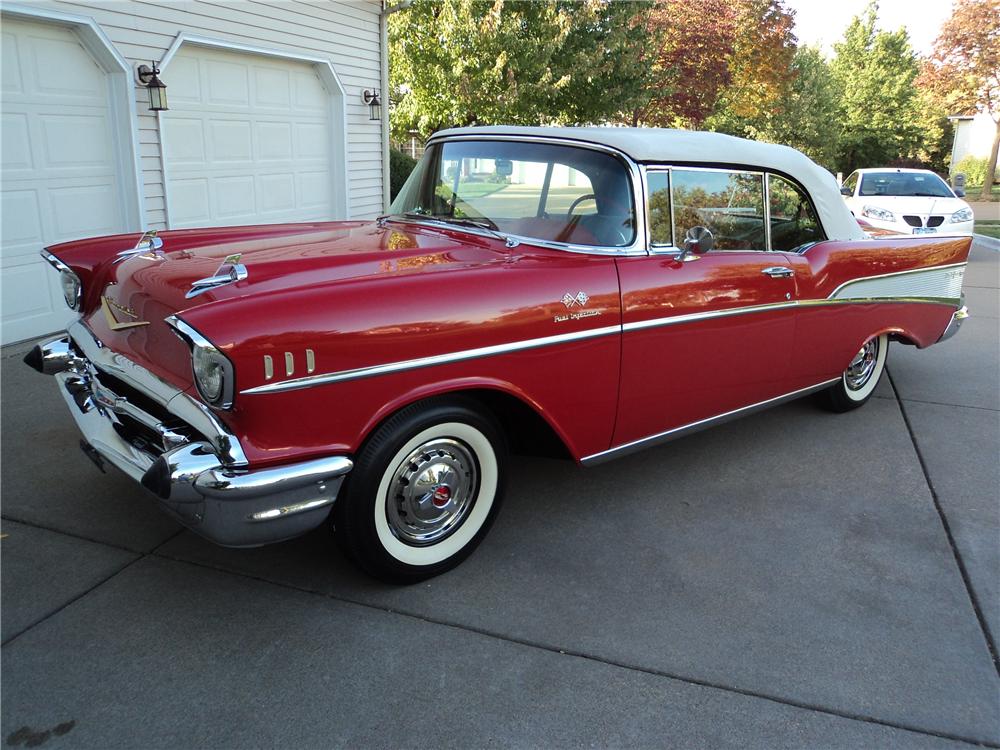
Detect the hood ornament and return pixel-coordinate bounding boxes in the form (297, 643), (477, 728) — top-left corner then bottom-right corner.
(114, 230), (164, 264)
(186, 254), (248, 299)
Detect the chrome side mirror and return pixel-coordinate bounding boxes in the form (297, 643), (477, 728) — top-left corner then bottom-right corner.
(676, 226), (714, 261)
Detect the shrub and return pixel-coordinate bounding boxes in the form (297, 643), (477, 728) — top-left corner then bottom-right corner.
(952, 155), (998, 187)
(389, 148), (417, 202)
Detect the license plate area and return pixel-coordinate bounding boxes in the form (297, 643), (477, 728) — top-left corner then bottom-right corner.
(913, 227), (937, 234)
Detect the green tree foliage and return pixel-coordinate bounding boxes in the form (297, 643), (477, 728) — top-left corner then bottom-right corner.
(830, 1), (922, 173)
(741, 46), (842, 171)
(389, 148), (417, 201)
(388, 0), (651, 140)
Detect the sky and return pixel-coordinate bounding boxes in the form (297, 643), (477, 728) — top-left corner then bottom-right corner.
(783, 0), (955, 56)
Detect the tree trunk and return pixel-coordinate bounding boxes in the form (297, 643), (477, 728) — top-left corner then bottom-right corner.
(981, 117), (1000, 200)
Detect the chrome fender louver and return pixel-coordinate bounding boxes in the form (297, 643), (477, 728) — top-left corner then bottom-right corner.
(186, 254), (248, 299)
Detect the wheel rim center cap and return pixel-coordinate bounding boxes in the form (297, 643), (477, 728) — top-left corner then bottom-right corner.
(431, 485), (452, 508)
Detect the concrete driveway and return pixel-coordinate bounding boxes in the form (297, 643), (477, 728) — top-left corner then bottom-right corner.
(3, 243), (998, 749)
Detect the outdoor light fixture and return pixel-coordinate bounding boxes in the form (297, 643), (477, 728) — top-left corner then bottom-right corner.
(137, 61), (168, 112)
(363, 88), (381, 121)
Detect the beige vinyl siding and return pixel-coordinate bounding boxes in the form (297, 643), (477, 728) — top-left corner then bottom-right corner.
(20, 0), (384, 229)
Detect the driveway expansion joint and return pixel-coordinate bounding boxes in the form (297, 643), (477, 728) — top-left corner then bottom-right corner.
(887, 367), (1000, 677)
(150, 549), (1000, 748)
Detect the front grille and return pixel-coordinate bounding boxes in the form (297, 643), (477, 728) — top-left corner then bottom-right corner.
(903, 215), (922, 227)
(927, 216), (944, 227)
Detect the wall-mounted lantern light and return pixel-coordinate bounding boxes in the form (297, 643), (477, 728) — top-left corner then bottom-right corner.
(136, 61), (169, 112)
(363, 89), (381, 121)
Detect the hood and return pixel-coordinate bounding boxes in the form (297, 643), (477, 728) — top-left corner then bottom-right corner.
(855, 195), (970, 217)
(75, 220), (502, 388)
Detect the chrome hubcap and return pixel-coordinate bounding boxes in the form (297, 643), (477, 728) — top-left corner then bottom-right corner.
(845, 338), (880, 390)
(385, 438), (478, 546)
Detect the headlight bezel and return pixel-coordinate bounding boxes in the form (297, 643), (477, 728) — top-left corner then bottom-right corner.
(166, 316), (236, 410)
(862, 205), (895, 223)
(41, 250), (82, 311)
(950, 207), (973, 223)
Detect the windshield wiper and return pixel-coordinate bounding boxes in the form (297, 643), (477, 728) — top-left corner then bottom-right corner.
(399, 212), (519, 247)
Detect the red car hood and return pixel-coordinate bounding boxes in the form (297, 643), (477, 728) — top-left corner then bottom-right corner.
(57, 220), (499, 389)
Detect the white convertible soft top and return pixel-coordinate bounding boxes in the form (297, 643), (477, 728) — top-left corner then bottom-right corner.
(434, 126), (866, 242)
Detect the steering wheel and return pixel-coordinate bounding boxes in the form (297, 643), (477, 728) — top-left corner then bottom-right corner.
(566, 193), (597, 218)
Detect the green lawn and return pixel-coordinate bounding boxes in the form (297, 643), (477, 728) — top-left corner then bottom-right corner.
(974, 220), (1000, 238)
(965, 184), (1000, 202)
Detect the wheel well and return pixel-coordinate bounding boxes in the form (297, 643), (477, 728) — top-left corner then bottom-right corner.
(462, 389), (572, 460)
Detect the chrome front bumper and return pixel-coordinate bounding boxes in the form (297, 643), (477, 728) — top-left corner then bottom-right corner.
(26, 323), (352, 547)
(938, 304), (970, 343)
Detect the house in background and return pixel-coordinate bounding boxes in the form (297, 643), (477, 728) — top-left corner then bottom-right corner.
(948, 112), (998, 175)
(1, 0), (389, 344)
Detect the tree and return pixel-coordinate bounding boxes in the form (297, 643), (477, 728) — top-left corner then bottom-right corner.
(630, 0), (738, 128)
(830, 1), (922, 173)
(388, 0), (651, 140)
(920, 0), (1000, 197)
(751, 46), (843, 171)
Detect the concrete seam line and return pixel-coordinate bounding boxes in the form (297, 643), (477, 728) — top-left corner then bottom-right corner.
(0, 515), (142, 554)
(151, 551), (999, 748)
(887, 366), (1000, 678)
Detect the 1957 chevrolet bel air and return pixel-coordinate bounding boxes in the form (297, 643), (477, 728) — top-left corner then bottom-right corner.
(25, 126), (970, 582)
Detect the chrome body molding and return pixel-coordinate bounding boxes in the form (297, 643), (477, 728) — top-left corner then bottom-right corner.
(241, 324), (622, 395)
(826, 263), (966, 304)
(581, 379), (840, 465)
(27, 332), (353, 547)
(622, 301), (798, 333)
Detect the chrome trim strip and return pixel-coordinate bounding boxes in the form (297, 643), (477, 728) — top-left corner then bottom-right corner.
(581, 378), (840, 466)
(68, 320), (248, 466)
(417, 133), (648, 257)
(40, 249), (72, 274)
(622, 301), (798, 333)
(241, 324), (622, 395)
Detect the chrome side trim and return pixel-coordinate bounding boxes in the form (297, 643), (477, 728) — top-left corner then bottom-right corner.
(622, 301), (798, 333)
(826, 262), (966, 303)
(40, 249), (72, 274)
(581, 378), (840, 466)
(241, 324), (622, 395)
(68, 320), (248, 466)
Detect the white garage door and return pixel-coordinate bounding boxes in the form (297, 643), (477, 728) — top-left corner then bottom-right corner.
(1, 18), (128, 344)
(163, 46), (337, 229)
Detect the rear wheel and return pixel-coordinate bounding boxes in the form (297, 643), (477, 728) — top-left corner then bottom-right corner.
(822, 333), (888, 412)
(333, 398), (506, 583)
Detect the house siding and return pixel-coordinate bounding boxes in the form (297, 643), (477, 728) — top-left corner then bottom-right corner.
(20, 0), (384, 229)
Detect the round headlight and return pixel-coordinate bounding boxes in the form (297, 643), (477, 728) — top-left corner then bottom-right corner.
(193, 346), (226, 403)
(60, 270), (81, 310)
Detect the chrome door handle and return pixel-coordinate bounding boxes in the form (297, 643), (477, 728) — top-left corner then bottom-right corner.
(762, 266), (794, 278)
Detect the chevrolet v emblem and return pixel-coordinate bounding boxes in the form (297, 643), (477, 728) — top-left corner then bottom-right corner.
(101, 295), (149, 330)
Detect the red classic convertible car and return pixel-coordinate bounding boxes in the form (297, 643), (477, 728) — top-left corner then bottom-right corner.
(26, 126), (970, 582)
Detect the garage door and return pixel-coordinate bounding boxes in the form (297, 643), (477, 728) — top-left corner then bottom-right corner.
(163, 46), (336, 229)
(1, 17), (129, 344)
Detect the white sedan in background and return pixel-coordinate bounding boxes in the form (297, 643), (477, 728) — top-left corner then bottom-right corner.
(840, 168), (974, 236)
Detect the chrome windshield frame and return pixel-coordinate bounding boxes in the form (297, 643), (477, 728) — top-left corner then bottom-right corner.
(391, 134), (649, 257)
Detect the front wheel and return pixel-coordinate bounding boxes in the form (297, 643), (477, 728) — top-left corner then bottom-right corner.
(333, 398), (506, 583)
(822, 333), (889, 412)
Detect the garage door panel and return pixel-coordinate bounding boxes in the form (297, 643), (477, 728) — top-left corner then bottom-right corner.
(259, 174), (296, 213)
(49, 182), (122, 239)
(31, 35), (106, 102)
(206, 59), (250, 106)
(40, 113), (114, 168)
(1, 189), (43, 249)
(209, 120), (253, 162)
(164, 46), (337, 230)
(2, 32), (23, 93)
(1, 113), (33, 171)
(1, 262), (70, 330)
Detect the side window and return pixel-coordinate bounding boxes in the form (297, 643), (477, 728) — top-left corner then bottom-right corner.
(672, 168), (766, 250)
(842, 171), (858, 195)
(647, 171), (672, 245)
(768, 174), (825, 252)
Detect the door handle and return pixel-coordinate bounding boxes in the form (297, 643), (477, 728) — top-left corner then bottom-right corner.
(762, 266), (794, 278)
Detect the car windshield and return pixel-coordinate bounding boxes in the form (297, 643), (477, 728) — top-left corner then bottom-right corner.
(390, 140), (636, 248)
(858, 172), (954, 198)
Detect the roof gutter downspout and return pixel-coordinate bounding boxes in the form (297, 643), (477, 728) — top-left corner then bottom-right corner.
(381, 0), (412, 211)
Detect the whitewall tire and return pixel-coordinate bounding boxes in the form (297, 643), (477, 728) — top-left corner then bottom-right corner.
(823, 333), (889, 412)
